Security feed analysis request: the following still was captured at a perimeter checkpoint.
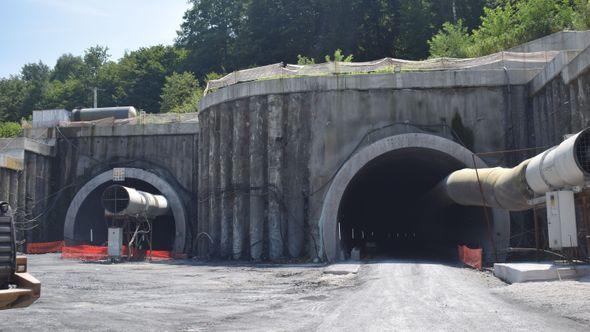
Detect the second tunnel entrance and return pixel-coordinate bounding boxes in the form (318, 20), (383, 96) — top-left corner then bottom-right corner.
(320, 134), (510, 262)
(337, 147), (488, 261)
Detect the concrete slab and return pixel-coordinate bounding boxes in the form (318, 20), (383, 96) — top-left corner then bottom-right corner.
(494, 262), (590, 283)
(324, 263), (360, 275)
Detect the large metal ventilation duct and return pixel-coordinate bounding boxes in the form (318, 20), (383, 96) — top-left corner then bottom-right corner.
(431, 128), (590, 211)
(101, 185), (169, 218)
(71, 106), (137, 122)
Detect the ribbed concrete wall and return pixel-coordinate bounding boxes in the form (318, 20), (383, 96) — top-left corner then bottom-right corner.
(527, 47), (590, 149)
(0, 151), (53, 244)
(0, 167), (21, 215)
(199, 71), (527, 260)
(198, 95), (311, 260)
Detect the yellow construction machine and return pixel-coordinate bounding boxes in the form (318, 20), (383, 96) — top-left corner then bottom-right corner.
(0, 201), (40, 309)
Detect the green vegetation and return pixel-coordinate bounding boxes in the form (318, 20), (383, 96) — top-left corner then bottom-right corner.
(1, 0), (590, 126)
(429, 0), (590, 58)
(160, 72), (202, 113)
(0, 122), (21, 138)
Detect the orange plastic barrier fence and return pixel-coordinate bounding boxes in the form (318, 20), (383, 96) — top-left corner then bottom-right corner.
(61, 245), (172, 261)
(458, 245), (482, 270)
(61, 245), (108, 261)
(27, 241), (64, 254)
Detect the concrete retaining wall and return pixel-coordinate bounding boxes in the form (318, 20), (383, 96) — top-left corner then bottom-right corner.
(199, 71), (528, 260)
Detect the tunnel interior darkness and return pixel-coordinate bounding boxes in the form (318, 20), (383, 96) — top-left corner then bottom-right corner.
(73, 178), (175, 250)
(337, 147), (489, 261)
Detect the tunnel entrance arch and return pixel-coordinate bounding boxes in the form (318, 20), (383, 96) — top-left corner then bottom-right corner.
(319, 133), (509, 262)
(64, 168), (187, 253)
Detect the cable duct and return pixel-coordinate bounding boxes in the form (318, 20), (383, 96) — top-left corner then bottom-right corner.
(430, 128), (590, 211)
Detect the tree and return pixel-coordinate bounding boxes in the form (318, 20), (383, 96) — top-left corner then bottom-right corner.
(21, 61), (50, 114)
(428, 20), (472, 58)
(394, 0), (436, 59)
(0, 77), (27, 122)
(43, 78), (87, 110)
(160, 72), (202, 113)
(83, 46), (110, 82)
(51, 54), (85, 82)
(176, 0), (246, 78)
(117, 45), (187, 113)
(428, 0), (590, 58)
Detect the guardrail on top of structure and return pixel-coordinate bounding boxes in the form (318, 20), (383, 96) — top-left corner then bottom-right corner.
(204, 51), (560, 94)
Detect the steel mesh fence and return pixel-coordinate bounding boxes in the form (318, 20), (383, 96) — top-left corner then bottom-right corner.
(205, 51), (560, 94)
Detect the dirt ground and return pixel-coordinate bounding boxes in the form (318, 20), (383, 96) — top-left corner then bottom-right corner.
(1, 254), (589, 331)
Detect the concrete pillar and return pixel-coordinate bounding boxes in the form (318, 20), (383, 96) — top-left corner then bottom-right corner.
(9, 169), (18, 218)
(209, 110), (221, 256)
(249, 97), (265, 260)
(24, 152), (36, 245)
(198, 112), (210, 256)
(267, 95), (284, 260)
(232, 102), (249, 259)
(219, 105), (233, 258)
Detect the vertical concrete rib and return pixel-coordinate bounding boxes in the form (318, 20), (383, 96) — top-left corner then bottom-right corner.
(219, 104), (233, 258)
(209, 110), (221, 256)
(24, 152), (36, 245)
(198, 112), (210, 257)
(249, 97), (265, 260)
(285, 95), (305, 258)
(267, 95), (284, 260)
(232, 102), (249, 259)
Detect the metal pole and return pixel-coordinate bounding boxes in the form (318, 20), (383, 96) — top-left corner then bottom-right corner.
(583, 194), (590, 261)
(93, 87), (98, 108)
(472, 154), (499, 262)
(533, 206), (540, 261)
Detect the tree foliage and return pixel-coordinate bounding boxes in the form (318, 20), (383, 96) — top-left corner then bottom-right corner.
(160, 72), (202, 113)
(0, 122), (21, 138)
(429, 0), (590, 58)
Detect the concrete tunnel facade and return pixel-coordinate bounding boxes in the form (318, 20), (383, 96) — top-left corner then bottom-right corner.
(11, 31), (590, 261)
(197, 71), (521, 261)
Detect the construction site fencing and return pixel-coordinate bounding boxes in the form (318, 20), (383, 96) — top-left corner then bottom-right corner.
(458, 245), (483, 270)
(205, 51), (559, 94)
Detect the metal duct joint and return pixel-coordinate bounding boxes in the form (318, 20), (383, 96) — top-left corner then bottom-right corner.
(101, 185), (169, 218)
(432, 128), (590, 211)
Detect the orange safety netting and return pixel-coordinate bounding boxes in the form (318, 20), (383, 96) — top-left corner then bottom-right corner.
(27, 241), (64, 254)
(458, 245), (482, 270)
(61, 244), (172, 261)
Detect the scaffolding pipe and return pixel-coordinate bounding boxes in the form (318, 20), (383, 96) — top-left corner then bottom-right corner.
(430, 128), (590, 211)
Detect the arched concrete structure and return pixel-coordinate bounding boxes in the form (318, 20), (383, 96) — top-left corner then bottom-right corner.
(64, 168), (187, 253)
(319, 133), (510, 262)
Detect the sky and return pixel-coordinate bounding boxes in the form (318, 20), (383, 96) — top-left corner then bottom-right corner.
(0, 0), (191, 78)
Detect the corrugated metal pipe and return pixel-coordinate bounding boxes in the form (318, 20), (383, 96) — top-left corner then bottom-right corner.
(429, 128), (590, 211)
(101, 185), (169, 218)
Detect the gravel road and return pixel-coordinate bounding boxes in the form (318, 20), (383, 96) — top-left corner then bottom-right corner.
(0, 255), (587, 331)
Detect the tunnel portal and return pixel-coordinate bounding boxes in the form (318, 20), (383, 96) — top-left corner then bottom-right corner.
(64, 168), (188, 254)
(320, 134), (510, 262)
(73, 179), (175, 250)
(337, 147), (488, 261)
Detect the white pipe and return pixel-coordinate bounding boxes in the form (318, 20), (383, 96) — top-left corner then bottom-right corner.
(101, 185), (169, 218)
(432, 128), (590, 211)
